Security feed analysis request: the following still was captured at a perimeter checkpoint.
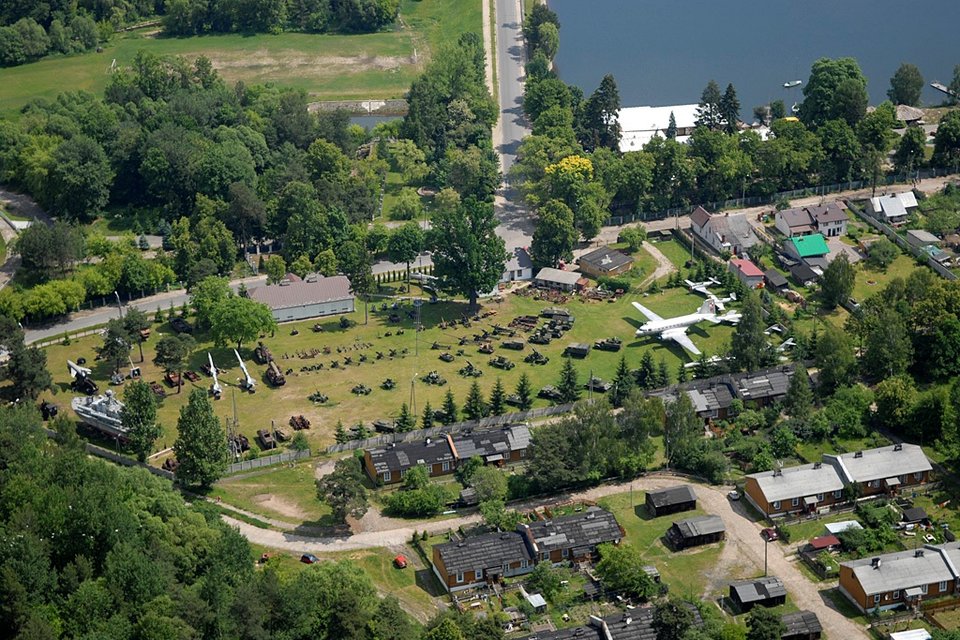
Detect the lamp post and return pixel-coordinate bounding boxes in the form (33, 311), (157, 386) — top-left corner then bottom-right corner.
(763, 533), (770, 577)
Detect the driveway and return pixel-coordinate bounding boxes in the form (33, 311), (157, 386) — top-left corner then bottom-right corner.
(223, 474), (867, 638)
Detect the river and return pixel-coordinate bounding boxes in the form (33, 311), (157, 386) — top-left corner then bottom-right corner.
(549, 0), (960, 117)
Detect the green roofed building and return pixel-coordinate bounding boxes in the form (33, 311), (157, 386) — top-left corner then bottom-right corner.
(786, 233), (829, 260)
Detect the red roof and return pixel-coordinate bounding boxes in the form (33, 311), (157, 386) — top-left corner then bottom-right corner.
(730, 258), (764, 278)
(809, 535), (840, 550)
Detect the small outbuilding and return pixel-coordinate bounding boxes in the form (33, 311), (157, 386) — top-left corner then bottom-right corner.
(790, 263), (819, 287)
(888, 631), (932, 640)
(666, 515), (725, 550)
(807, 535), (841, 552)
(902, 507), (929, 524)
(728, 257), (764, 288)
(764, 269), (788, 292)
(645, 485), (698, 517)
(906, 229), (941, 249)
(729, 576), (787, 611)
(578, 246), (634, 278)
(502, 247), (534, 283)
(534, 268), (584, 292)
(780, 610), (823, 640)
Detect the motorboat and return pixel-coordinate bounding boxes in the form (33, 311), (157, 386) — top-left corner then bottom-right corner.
(783, 80), (802, 88)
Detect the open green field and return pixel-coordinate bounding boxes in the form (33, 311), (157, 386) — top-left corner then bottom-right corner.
(209, 461), (332, 525)
(650, 238), (695, 271)
(0, 0), (481, 116)
(597, 491), (727, 598)
(38, 265), (735, 461)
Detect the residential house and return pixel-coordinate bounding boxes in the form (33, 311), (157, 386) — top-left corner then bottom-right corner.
(906, 229), (941, 250)
(665, 515), (725, 549)
(617, 103), (700, 151)
(776, 204), (848, 238)
(889, 631), (932, 640)
(743, 462), (847, 517)
(729, 576), (787, 612)
(534, 268), (584, 292)
(895, 104), (925, 126)
(690, 207), (759, 256)
(728, 257), (765, 288)
(645, 486), (698, 517)
(824, 443), (932, 498)
(432, 531), (534, 592)
(838, 543), (960, 613)
(518, 605), (703, 640)
(868, 192), (918, 226)
(764, 269), (788, 292)
(783, 234), (830, 262)
(650, 378), (737, 422)
(578, 246), (635, 278)
(247, 275), (355, 322)
(780, 611), (823, 640)
(733, 366), (794, 408)
(501, 247), (534, 283)
(364, 424), (531, 484)
(806, 535), (841, 553)
(520, 507), (624, 564)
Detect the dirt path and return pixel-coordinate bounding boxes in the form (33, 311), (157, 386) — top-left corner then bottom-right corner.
(638, 241), (676, 287)
(223, 474), (867, 637)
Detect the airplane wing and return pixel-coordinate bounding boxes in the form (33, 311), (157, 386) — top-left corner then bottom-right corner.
(662, 328), (701, 355)
(707, 293), (725, 311)
(632, 301), (663, 323)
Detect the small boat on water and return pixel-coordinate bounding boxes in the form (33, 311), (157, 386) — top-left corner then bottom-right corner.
(783, 80), (802, 88)
(791, 102), (800, 114)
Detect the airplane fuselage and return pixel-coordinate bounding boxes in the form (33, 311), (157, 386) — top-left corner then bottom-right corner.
(636, 313), (709, 337)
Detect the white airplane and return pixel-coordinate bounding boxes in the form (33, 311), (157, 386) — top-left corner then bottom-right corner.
(632, 299), (742, 356)
(685, 277), (736, 311)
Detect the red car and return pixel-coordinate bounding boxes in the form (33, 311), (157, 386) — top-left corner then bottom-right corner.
(393, 555), (408, 569)
(300, 553), (319, 564)
(761, 528), (779, 542)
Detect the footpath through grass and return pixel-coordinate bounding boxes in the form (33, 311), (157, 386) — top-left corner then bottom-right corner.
(0, 0), (482, 116)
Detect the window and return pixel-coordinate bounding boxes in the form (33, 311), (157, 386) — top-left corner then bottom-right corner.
(921, 584), (929, 594)
(791, 498), (800, 507)
(898, 475), (905, 484)
(816, 493), (824, 502)
(475, 567), (482, 580)
(456, 572), (464, 584)
(383, 471), (391, 482)
(442, 461), (450, 472)
(893, 590), (900, 599)
(520, 559), (529, 569)
(870, 480), (880, 488)
(562, 548), (569, 558)
(541, 552), (549, 561)
(915, 472), (924, 481)
(772, 501), (780, 510)
(940, 581), (948, 592)
(874, 594), (881, 604)
(833, 490), (843, 499)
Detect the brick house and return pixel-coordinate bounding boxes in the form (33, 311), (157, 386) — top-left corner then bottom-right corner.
(823, 443), (932, 498)
(839, 544), (960, 613)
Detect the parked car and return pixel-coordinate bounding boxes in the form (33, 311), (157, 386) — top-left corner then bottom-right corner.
(300, 553), (319, 564)
(727, 490), (741, 501)
(761, 528), (779, 541)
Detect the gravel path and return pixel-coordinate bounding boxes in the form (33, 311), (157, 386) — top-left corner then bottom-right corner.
(223, 474), (867, 637)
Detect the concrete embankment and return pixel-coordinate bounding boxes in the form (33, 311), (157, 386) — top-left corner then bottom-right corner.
(307, 99), (407, 115)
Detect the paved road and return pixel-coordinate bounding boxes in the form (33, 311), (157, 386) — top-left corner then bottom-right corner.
(223, 475), (868, 638)
(492, 0), (535, 251)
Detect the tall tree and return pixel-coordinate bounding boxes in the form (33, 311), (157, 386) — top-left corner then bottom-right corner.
(209, 296), (277, 350)
(580, 74), (622, 151)
(863, 307), (913, 378)
(652, 600), (694, 640)
(719, 83), (741, 134)
(531, 199), (577, 268)
(746, 607), (786, 640)
(121, 380), (160, 462)
(663, 392), (701, 470)
(730, 291), (769, 371)
(784, 367), (813, 420)
(815, 325), (856, 393)
(610, 354), (635, 408)
(799, 57), (868, 128)
(932, 111), (960, 170)
(894, 126), (927, 174)
(396, 403), (416, 432)
(463, 380), (487, 421)
(173, 388), (227, 488)
(595, 543), (657, 599)
(337, 239), (375, 300)
(317, 458), (369, 524)
(5, 341), (51, 400)
(489, 378), (506, 416)
(153, 334), (195, 394)
(429, 198), (507, 310)
(190, 276), (232, 330)
(421, 401), (435, 429)
(122, 308), (151, 364)
(386, 222), (424, 285)
(225, 181), (266, 250)
(888, 63), (924, 106)
(557, 357), (580, 403)
(441, 389), (458, 424)
(515, 373), (533, 411)
(48, 135), (113, 222)
(820, 253), (855, 308)
(950, 65), (960, 107)
(97, 318), (131, 374)
(666, 111), (677, 139)
(695, 80), (723, 131)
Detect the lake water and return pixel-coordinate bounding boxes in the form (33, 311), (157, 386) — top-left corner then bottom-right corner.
(549, 0), (960, 117)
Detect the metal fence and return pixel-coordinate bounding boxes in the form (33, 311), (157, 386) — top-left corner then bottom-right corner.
(604, 169), (957, 227)
(846, 200), (958, 281)
(42, 427), (176, 480)
(325, 403), (578, 453)
(226, 448), (311, 474)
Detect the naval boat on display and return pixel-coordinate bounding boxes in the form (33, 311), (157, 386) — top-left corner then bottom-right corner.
(71, 390), (126, 439)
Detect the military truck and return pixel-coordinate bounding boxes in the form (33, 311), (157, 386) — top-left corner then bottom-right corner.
(254, 341), (273, 364)
(501, 339), (525, 351)
(564, 343), (591, 358)
(585, 376), (613, 393)
(594, 337), (622, 352)
(538, 385), (563, 401)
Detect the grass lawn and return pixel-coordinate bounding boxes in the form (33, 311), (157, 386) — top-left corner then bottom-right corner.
(0, 0), (481, 116)
(0, 236), (6, 266)
(780, 511), (861, 545)
(849, 254), (918, 303)
(37, 274), (739, 460)
(650, 238), (694, 272)
(794, 433), (892, 466)
(209, 461), (332, 525)
(596, 491), (727, 598)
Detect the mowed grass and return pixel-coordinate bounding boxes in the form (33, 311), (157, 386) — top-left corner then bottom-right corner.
(36, 276), (736, 459)
(209, 461), (333, 525)
(598, 491), (725, 598)
(0, 0), (482, 116)
(650, 238), (695, 272)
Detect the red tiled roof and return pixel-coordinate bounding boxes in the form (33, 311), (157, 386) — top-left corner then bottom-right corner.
(730, 258), (764, 278)
(809, 535), (841, 550)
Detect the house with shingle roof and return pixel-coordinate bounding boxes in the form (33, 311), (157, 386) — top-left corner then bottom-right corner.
(839, 543), (960, 612)
(689, 207), (759, 256)
(520, 507), (624, 564)
(776, 203), (848, 238)
(518, 604), (703, 640)
(645, 486), (697, 517)
(729, 576), (787, 611)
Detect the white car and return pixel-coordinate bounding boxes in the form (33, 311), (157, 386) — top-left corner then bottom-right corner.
(728, 490), (741, 501)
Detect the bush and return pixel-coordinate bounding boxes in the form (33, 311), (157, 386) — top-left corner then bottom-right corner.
(598, 275), (632, 293)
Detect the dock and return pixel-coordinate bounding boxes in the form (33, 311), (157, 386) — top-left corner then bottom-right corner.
(931, 82), (958, 99)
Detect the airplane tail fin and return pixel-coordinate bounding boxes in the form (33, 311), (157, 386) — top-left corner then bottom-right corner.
(729, 292), (737, 301)
(698, 299), (716, 315)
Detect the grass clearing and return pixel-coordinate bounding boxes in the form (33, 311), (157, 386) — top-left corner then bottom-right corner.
(210, 461), (332, 525)
(597, 491), (726, 598)
(650, 238), (695, 272)
(38, 269), (738, 458)
(0, 0), (482, 116)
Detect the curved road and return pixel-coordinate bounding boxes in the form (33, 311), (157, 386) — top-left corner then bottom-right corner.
(492, 0), (535, 251)
(226, 475), (866, 638)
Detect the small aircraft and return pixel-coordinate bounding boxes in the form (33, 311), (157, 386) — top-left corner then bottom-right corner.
(685, 277), (736, 311)
(632, 299), (742, 356)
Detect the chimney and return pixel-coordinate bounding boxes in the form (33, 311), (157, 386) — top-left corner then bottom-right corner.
(916, 550), (925, 558)
(872, 557), (882, 569)
(894, 443), (903, 451)
(854, 451), (863, 458)
(813, 462), (822, 469)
